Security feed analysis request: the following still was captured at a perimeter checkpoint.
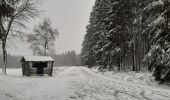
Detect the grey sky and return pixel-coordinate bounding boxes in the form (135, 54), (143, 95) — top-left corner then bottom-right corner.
(42, 0), (95, 54)
(8, 0), (95, 55)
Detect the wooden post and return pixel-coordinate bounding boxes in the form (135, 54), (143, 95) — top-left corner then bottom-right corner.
(50, 61), (53, 76)
(27, 62), (30, 76)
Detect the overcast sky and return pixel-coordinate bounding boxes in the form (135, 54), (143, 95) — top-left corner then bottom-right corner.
(8, 0), (95, 55)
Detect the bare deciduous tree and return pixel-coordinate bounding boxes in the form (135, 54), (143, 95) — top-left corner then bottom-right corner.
(0, 0), (39, 74)
(27, 18), (59, 56)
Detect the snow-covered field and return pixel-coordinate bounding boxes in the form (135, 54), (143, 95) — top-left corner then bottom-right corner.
(0, 67), (170, 100)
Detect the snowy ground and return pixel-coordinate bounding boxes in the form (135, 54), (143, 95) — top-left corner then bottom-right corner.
(0, 67), (170, 100)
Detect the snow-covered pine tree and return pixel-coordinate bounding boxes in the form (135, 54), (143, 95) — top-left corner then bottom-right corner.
(81, 0), (103, 67)
(82, 0), (162, 73)
(143, 0), (170, 82)
(130, 0), (145, 71)
(92, 0), (112, 69)
(102, 0), (133, 70)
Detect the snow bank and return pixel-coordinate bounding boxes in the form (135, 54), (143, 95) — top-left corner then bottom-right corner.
(53, 66), (70, 76)
(72, 67), (170, 100)
(91, 66), (156, 86)
(0, 68), (22, 77)
(102, 71), (155, 85)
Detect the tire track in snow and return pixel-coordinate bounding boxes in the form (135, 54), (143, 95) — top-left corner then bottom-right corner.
(71, 67), (141, 100)
(114, 89), (144, 100)
(0, 92), (19, 100)
(82, 67), (144, 99)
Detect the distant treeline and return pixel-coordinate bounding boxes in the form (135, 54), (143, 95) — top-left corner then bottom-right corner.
(0, 55), (21, 68)
(0, 51), (81, 68)
(53, 51), (81, 67)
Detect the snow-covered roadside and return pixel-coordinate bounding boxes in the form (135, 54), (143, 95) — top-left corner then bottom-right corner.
(94, 69), (170, 89)
(71, 67), (170, 100)
(100, 71), (155, 85)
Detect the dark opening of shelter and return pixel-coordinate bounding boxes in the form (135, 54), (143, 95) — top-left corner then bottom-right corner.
(33, 62), (47, 75)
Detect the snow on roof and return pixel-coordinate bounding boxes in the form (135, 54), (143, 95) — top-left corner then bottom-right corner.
(21, 56), (54, 62)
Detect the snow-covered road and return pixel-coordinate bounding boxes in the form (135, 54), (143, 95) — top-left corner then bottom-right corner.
(0, 67), (170, 100)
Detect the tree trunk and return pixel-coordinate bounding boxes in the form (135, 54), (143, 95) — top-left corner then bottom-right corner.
(134, 37), (138, 71)
(132, 54), (135, 71)
(109, 64), (112, 71)
(2, 42), (7, 75)
(138, 41), (141, 71)
(117, 58), (121, 71)
(44, 40), (47, 55)
(134, 0), (141, 72)
(118, 64), (120, 71)
(147, 42), (151, 71)
(148, 62), (152, 72)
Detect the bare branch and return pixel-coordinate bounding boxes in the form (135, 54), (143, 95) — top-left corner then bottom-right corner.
(27, 18), (59, 55)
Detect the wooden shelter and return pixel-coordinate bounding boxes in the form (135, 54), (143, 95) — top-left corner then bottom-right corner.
(20, 56), (54, 76)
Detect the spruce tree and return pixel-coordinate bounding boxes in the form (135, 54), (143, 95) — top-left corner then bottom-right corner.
(81, 0), (107, 67)
(143, 0), (170, 81)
